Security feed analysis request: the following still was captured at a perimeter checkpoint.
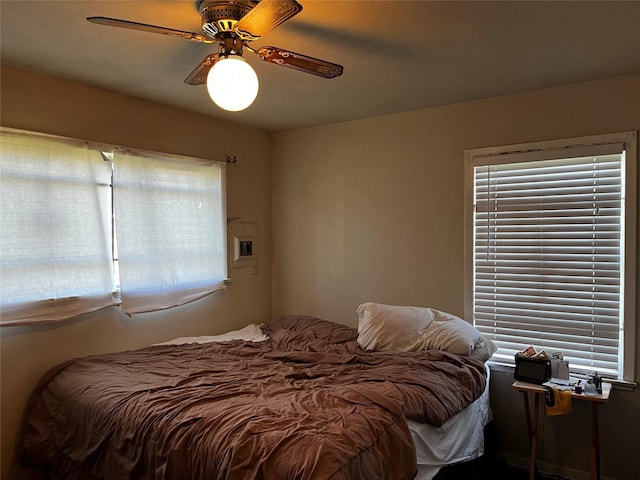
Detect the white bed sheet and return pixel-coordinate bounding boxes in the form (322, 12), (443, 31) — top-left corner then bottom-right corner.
(153, 323), (268, 345)
(411, 365), (492, 480)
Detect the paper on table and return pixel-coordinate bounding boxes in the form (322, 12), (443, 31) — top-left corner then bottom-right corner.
(549, 377), (571, 385)
(543, 378), (575, 391)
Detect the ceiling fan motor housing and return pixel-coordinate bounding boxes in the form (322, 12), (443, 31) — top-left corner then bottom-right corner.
(87, 0), (342, 89)
(197, 0), (257, 38)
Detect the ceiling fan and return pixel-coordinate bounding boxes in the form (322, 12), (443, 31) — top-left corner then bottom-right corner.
(87, 0), (343, 111)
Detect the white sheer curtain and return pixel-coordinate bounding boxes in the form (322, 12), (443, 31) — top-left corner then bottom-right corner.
(0, 128), (114, 325)
(113, 149), (227, 315)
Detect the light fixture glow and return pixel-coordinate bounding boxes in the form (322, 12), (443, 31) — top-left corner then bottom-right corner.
(206, 55), (259, 112)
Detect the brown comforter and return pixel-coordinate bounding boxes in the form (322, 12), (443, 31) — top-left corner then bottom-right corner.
(20, 316), (486, 480)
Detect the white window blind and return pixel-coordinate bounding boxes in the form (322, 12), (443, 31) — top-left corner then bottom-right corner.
(113, 149), (227, 315)
(467, 133), (637, 382)
(0, 129), (114, 325)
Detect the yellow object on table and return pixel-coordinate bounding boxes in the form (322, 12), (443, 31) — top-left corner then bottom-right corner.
(544, 387), (572, 416)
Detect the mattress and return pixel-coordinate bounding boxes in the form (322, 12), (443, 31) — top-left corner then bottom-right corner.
(412, 365), (492, 480)
(161, 322), (492, 479)
(21, 318), (487, 480)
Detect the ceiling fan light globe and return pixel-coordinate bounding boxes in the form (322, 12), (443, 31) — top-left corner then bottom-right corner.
(206, 56), (259, 112)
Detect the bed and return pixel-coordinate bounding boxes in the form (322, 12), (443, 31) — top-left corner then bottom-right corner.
(20, 307), (492, 480)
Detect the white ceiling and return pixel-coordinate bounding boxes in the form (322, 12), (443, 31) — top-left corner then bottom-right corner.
(2, 1), (639, 132)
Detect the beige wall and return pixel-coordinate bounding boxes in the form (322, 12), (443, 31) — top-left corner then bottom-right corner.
(2, 65), (639, 480)
(0, 66), (272, 479)
(270, 75), (640, 479)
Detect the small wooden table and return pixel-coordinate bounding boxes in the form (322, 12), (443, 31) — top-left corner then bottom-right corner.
(512, 380), (611, 480)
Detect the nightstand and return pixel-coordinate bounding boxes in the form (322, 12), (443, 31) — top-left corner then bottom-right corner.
(512, 380), (611, 480)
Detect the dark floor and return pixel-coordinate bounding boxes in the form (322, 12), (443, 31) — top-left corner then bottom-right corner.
(434, 458), (570, 480)
(432, 422), (570, 480)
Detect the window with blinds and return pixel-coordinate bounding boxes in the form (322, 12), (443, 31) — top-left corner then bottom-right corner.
(465, 132), (637, 382)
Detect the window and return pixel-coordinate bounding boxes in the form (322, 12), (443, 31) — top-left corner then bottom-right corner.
(464, 132), (637, 382)
(113, 149), (227, 315)
(0, 127), (227, 325)
(0, 129), (114, 324)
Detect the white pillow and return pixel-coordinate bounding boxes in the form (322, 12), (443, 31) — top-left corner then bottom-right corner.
(418, 309), (485, 355)
(357, 302), (487, 356)
(356, 302), (436, 351)
(470, 336), (498, 362)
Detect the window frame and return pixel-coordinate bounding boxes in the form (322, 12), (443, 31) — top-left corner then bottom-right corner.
(464, 132), (637, 383)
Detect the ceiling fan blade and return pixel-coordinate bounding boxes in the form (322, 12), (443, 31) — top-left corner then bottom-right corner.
(184, 53), (220, 85)
(86, 16), (215, 43)
(235, 0), (302, 41)
(255, 46), (343, 79)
